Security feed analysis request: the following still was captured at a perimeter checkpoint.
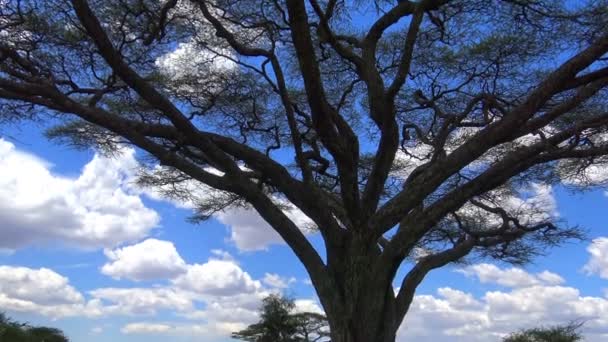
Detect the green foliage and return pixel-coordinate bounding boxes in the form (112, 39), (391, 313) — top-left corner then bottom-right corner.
(0, 313), (69, 342)
(503, 322), (584, 342)
(231, 295), (330, 342)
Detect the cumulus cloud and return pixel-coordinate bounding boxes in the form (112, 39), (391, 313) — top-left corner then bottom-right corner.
(0, 265), (192, 319)
(0, 266), (83, 305)
(0, 248), (273, 323)
(8, 261), (608, 342)
(0, 140), (159, 250)
(156, 41), (235, 81)
(457, 263), (565, 288)
(0, 265), (96, 318)
(215, 207), (286, 251)
(293, 299), (324, 314)
(583, 237), (608, 279)
(101, 239), (187, 281)
(121, 321), (246, 339)
(172, 258), (262, 296)
(135, 163), (314, 252)
(262, 273), (296, 289)
(136, 165), (315, 252)
(0, 137), (309, 253)
(220, 203), (315, 251)
(88, 287), (193, 316)
(399, 273), (608, 341)
(121, 322), (172, 334)
(453, 183), (557, 236)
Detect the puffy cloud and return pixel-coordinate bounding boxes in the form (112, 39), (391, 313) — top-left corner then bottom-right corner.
(156, 41), (235, 81)
(0, 140), (159, 250)
(136, 164), (314, 252)
(121, 321), (246, 339)
(0, 252), (270, 322)
(293, 299), (324, 314)
(457, 263), (564, 288)
(399, 276), (608, 341)
(121, 323), (172, 334)
(0, 266), (83, 305)
(0, 265), (97, 318)
(453, 183), (557, 236)
(181, 293), (263, 324)
(215, 207), (284, 251)
(216, 204), (314, 251)
(9, 261), (608, 342)
(573, 165), (608, 185)
(583, 237), (608, 279)
(262, 273), (296, 289)
(88, 287), (193, 315)
(101, 239), (187, 281)
(400, 289), (491, 340)
(172, 258), (261, 296)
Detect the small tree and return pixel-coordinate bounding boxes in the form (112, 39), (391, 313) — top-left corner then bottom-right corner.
(503, 322), (584, 342)
(232, 295), (329, 342)
(0, 313), (69, 342)
(292, 312), (331, 342)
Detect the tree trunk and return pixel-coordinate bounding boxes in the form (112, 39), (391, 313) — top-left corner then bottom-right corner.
(321, 243), (402, 342)
(326, 298), (399, 342)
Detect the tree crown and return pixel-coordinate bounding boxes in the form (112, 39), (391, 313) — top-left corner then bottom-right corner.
(1, 0), (607, 336)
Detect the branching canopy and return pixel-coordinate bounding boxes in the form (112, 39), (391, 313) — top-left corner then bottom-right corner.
(1, 0), (607, 337)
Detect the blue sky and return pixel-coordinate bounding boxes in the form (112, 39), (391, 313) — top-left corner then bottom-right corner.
(1, 0), (607, 340)
(1, 120), (608, 342)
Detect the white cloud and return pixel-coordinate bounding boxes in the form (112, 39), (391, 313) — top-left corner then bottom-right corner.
(0, 140), (159, 250)
(121, 322), (172, 334)
(0, 266), (83, 305)
(216, 204), (313, 251)
(0, 265), (98, 318)
(583, 237), (608, 279)
(8, 260), (608, 342)
(172, 258), (261, 296)
(121, 321), (246, 339)
(453, 183), (557, 237)
(399, 269), (608, 342)
(88, 287), (193, 315)
(210, 249), (235, 261)
(0, 256), (266, 321)
(293, 299), (324, 314)
(457, 263), (564, 288)
(156, 41), (235, 81)
(136, 164), (314, 252)
(262, 273), (296, 289)
(216, 207), (284, 251)
(91, 326), (104, 334)
(101, 239), (187, 281)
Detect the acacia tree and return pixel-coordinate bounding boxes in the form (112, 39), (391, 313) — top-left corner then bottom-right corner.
(0, 313), (69, 342)
(503, 322), (584, 342)
(1, 0), (607, 341)
(232, 294), (299, 342)
(231, 294), (330, 342)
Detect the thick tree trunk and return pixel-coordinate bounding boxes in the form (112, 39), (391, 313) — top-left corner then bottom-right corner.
(329, 318), (398, 342)
(326, 294), (399, 342)
(321, 243), (403, 342)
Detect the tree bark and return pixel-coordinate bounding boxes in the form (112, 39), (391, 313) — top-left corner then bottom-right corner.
(325, 290), (400, 342)
(322, 242), (402, 342)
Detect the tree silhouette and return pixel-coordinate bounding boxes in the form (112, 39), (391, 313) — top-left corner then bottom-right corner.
(232, 295), (329, 342)
(1, 0), (607, 340)
(0, 313), (69, 342)
(503, 322), (584, 342)
(292, 312), (331, 342)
